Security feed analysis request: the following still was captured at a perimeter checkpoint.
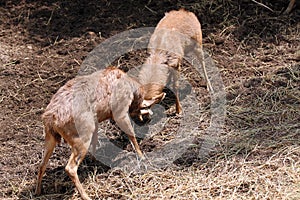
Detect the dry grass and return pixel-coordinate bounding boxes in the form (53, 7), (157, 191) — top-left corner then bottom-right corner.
(0, 0), (299, 200)
(28, 155), (298, 200)
(43, 144), (299, 199)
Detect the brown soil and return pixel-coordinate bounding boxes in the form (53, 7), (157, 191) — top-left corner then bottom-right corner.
(0, 0), (299, 199)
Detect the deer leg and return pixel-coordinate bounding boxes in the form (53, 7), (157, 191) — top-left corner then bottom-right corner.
(90, 123), (98, 158)
(65, 143), (91, 200)
(172, 66), (182, 114)
(65, 114), (95, 200)
(35, 130), (57, 196)
(127, 134), (144, 158)
(196, 46), (214, 93)
(114, 114), (144, 159)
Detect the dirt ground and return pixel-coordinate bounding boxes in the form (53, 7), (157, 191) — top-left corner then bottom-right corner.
(0, 0), (299, 199)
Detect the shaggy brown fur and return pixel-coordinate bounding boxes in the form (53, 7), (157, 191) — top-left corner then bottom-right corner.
(139, 9), (213, 114)
(35, 67), (154, 200)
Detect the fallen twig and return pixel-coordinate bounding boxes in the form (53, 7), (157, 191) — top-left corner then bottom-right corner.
(251, 0), (274, 12)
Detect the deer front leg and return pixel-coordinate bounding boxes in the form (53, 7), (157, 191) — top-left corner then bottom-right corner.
(172, 66), (183, 114)
(114, 114), (144, 158)
(90, 123), (99, 158)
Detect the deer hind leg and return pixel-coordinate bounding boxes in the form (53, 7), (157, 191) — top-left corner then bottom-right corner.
(65, 143), (91, 200)
(172, 65), (182, 114)
(196, 46), (214, 93)
(35, 129), (57, 196)
(65, 115), (96, 200)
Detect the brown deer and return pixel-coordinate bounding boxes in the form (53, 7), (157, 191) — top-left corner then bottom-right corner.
(138, 9), (213, 114)
(35, 67), (162, 200)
